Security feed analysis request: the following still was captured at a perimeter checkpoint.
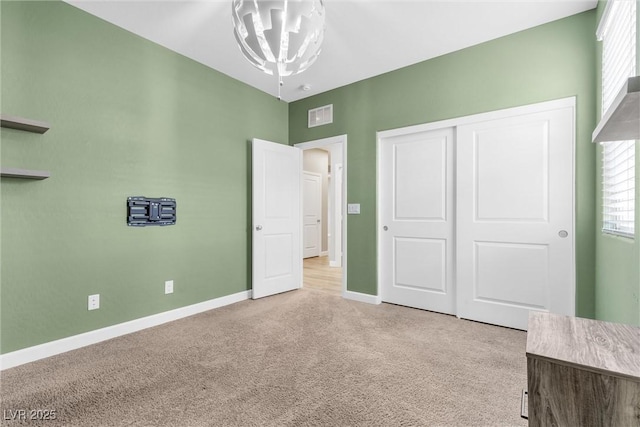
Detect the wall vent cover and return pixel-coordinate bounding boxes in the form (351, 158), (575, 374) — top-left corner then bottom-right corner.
(308, 104), (333, 128)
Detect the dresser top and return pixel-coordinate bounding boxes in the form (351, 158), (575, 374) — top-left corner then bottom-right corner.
(526, 311), (640, 381)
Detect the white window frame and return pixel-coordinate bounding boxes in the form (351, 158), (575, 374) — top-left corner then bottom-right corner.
(597, 0), (637, 238)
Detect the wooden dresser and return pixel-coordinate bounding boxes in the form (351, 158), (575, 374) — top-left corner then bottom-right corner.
(526, 311), (640, 426)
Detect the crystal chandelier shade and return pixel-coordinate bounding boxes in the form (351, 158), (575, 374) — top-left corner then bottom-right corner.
(232, 0), (325, 80)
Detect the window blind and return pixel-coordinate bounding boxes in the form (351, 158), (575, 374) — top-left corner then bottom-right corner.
(599, 0), (636, 238)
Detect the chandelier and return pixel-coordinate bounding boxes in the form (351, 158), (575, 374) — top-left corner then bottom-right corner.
(232, 0), (326, 99)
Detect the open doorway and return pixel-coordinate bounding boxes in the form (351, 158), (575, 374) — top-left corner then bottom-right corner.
(294, 135), (347, 297)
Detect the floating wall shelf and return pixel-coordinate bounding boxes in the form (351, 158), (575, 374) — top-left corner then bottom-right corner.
(0, 168), (50, 180)
(1, 113), (52, 180)
(0, 114), (50, 134)
(592, 76), (640, 143)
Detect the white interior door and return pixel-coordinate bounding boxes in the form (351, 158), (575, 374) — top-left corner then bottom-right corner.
(456, 105), (574, 330)
(303, 171), (322, 258)
(379, 127), (455, 315)
(252, 139), (302, 299)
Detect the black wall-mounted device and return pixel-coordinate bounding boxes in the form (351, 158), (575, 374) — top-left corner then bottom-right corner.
(127, 197), (176, 226)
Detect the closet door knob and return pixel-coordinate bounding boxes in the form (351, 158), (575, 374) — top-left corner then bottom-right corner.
(256, 225), (263, 231)
(383, 226), (388, 231)
(558, 230), (568, 238)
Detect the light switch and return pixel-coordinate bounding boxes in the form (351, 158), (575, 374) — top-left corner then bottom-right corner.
(347, 203), (361, 214)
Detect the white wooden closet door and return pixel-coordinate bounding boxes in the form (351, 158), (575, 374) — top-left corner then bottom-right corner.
(456, 106), (574, 330)
(380, 127), (455, 314)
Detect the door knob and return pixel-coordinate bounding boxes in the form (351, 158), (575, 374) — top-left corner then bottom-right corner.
(256, 225), (263, 231)
(558, 230), (568, 238)
(317, 219), (321, 223)
(383, 226), (388, 231)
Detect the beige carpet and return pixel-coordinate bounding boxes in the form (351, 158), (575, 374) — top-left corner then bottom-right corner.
(1, 288), (527, 426)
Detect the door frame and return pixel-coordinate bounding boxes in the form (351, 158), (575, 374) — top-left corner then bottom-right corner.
(329, 162), (343, 267)
(294, 135), (348, 298)
(376, 97), (576, 314)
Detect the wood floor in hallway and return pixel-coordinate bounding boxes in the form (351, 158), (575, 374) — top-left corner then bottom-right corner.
(303, 256), (342, 296)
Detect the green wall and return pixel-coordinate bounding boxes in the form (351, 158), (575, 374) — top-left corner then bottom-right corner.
(594, 0), (640, 326)
(0, 1), (288, 354)
(289, 11), (598, 318)
(5, 2), (631, 356)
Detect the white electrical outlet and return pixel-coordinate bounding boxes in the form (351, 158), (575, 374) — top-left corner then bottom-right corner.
(165, 280), (174, 294)
(347, 203), (361, 214)
(88, 294), (100, 311)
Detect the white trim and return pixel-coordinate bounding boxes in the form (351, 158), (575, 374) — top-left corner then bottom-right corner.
(295, 135), (348, 298)
(331, 163), (344, 267)
(342, 290), (382, 305)
(295, 135), (346, 150)
(376, 130), (383, 301)
(0, 290), (251, 371)
(320, 251), (329, 257)
(329, 260), (340, 267)
(377, 97), (577, 140)
(570, 102), (577, 316)
(596, 0), (616, 40)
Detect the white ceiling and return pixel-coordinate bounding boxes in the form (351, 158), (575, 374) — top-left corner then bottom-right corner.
(64, 0), (597, 102)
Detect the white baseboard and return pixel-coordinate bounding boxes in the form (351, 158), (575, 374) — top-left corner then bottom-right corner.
(329, 260), (341, 267)
(0, 290), (252, 371)
(342, 290), (381, 305)
(320, 251), (329, 257)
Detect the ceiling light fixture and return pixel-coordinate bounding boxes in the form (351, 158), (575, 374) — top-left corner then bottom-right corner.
(231, 0), (325, 100)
